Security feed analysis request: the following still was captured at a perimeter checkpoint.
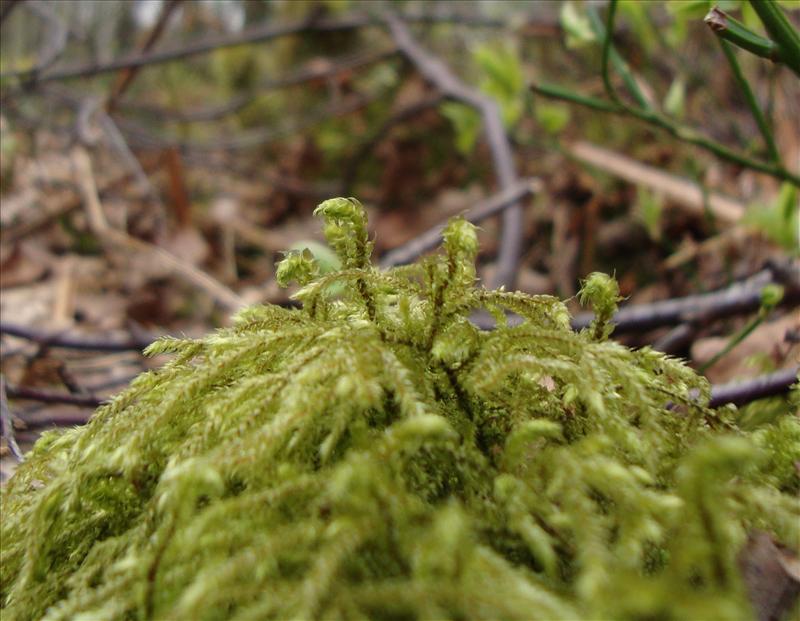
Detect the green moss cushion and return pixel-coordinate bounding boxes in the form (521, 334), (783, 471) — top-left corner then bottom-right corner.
(2, 199), (798, 620)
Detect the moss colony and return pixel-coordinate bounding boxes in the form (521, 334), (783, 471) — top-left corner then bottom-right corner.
(2, 199), (799, 621)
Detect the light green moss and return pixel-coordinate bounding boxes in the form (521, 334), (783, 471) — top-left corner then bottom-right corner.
(2, 198), (798, 620)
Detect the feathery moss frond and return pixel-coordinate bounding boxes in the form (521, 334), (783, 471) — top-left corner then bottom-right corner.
(2, 198), (798, 621)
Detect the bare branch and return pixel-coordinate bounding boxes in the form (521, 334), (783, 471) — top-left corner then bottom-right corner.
(4, 383), (104, 408)
(18, 0), (69, 77)
(0, 0), (25, 25)
(118, 47), (397, 123)
(571, 263), (800, 334)
(71, 145), (247, 311)
(385, 13), (524, 290)
(0, 322), (155, 352)
(1, 11), (508, 84)
(709, 366), (799, 408)
(105, 0), (183, 113)
(380, 179), (540, 268)
(0, 375), (23, 462)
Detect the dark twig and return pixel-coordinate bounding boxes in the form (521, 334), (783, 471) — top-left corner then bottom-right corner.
(4, 384), (105, 408)
(16, 411), (92, 429)
(652, 324), (695, 355)
(0, 11), (506, 83)
(105, 0), (183, 113)
(380, 179), (540, 268)
(467, 263), (800, 336)
(385, 13), (524, 290)
(0, 322), (155, 352)
(0, 0), (24, 25)
(571, 264), (800, 334)
(0, 375), (24, 461)
(709, 366), (799, 408)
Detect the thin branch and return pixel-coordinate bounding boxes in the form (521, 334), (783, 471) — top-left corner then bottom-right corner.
(385, 13), (524, 290)
(530, 81), (800, 187)
(5, 363), (794, 425)
(17, 0), (69, 77)
(380, 179), (540, 268)
(0, 375), (24, 462)
(0, 11), (508, 84)
(571, 263), (800, 334)
(4, 383), (104, 408)
(116, 93), (376, 152)
(15, 411), (92, 429)
(0, 0), (25, 25)
(469, 262), (799, 334)
(118, 47), (398, 123)
(652, 324), (695, 354)
(717, 38), (780, 163)
(708, 366), (799, 408)
(71, 145), (246, 311)
(0, 321), (155, 351)
(565, 141), (747, 224)
(105, 0), (183, 113)
(747, 0), (800, 78)
(98, 112), (165, 211)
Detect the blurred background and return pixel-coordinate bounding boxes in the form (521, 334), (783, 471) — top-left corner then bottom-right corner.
(0, 0), (798, 465)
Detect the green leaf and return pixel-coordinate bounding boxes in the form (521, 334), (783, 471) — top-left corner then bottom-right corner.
(474, 43), (526, 128)
(441, 102), (482, 155)
(534, 101), (571, 134)
(776, 181), (799, 223)
(666, 0), (711, 19)
(618, 0), (658, 53)
(474, 44), (524, 100)
(636, 186), (664, 241)
(560, 1), (596, 49)
(289, 240), (341, 274)
(741, 1), (762, 31)
(663, 77), (686, 119)
(743, 184), (800, 252)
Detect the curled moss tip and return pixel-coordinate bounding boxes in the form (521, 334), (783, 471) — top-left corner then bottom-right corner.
(579, 272), (621, 341)
(759, 283), (783, 310)
(442, 216), (478, 261)
(276, 248), (319, 288)
(313, 197), (373, 269)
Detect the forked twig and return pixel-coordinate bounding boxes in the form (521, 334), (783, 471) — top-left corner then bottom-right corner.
(385, 13), (524, 290)
(380, 179), (540, 268)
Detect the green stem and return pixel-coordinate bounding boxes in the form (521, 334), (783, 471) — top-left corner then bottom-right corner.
(748, 0), (800, 77)
(530, 1), (800, 187)
(705, 4), (800, 77)
(530, 82), (800, 187)
(717, 38), (781, 163)
(531, 82), (622, 114)
(588, 2), (652, 110)
(697, 310), (767, 374)
(705, 7), (781, 61)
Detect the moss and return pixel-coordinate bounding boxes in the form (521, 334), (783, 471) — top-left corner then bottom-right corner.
(2, 198), (798, 620)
